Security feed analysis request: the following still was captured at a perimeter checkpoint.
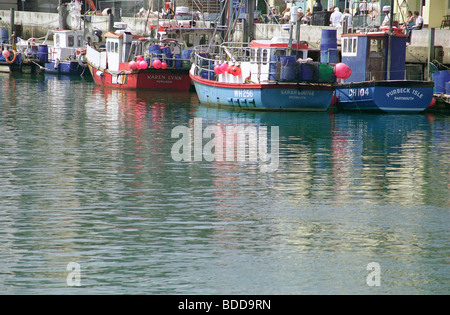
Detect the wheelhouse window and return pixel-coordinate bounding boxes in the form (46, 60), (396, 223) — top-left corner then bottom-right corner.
(262, 49), (268, 65)
(68, 35), (74, 47)
(342, 37), (357, 56)
(183, 34), (194, 48)
(199, 34), (209, 45)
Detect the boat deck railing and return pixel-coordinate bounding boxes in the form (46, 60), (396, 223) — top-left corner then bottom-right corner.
(192, 42), (259, 81)
(192, 43), (337, 84)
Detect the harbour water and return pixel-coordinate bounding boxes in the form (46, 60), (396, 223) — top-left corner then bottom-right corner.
(0, 73), (448, 295)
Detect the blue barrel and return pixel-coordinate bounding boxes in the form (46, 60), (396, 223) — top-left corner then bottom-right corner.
(198, 52), (209, 66)
(320, 29), (337, 51)
(174, 53), (181, 68)
(269, 55), (279, 80)
(181, 50), (193, 68)
(438, 70), (450, 93)
(38, 45), (48, 63)
(201, 70), (213, 80)
(182, 49), (193, 60)
(320, 29), (337, 64)
(433, 70), (450, 94)
(161, 47), (172, 66)
(446, 82), (450, 95)
(279, 56), (297, 81)
(300, 62), (318, 82)
(148, 44), (161, 54)
(320, 49), (339, 64)
(0, 29), (8, 43)
(432, 71), (441, 93)
(161, 46), (171, 58)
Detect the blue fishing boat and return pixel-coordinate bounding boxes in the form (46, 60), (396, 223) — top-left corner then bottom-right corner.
(190, 38), (336, 111)
(30, 29), (89, 75)
(334, 3), (434, 113)
(1, 30), (44, 74)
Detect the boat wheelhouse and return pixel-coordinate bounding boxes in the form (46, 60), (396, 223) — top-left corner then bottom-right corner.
(42, 29), (88, 75)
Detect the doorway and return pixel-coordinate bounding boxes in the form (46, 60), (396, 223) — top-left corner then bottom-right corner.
(366, 37), (386, 81)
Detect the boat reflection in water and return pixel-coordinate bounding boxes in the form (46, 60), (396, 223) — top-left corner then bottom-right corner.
(329, 113), (444, 205)
(194, 105), (444, 206)
(1, 75), (448, 294)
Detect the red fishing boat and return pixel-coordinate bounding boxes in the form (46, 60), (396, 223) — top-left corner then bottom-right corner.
(85, 22), (216, 91)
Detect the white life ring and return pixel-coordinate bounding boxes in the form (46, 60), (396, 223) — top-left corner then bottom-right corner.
(77, 53), (87, 67)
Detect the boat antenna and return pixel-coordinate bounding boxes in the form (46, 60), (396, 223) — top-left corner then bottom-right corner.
(157, 0), (160, 40)
(225, 0), (246, 43)
(387, 0), (394, 80)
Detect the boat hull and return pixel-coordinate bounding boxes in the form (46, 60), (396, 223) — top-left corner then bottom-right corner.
(44, 60), (86, 75)
(191, 74), (334, 111)
(88, 64), (191, 90)
(335, 81), (435, 113)
(0, 52), (42, 74)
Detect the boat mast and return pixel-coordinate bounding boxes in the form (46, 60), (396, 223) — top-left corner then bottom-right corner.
(387, 0), (394, 80)
(226, 0), (233, 42)
(246, 0), (255, 42)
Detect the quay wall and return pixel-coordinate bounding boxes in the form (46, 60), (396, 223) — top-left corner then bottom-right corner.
(1, 10), (449, 65)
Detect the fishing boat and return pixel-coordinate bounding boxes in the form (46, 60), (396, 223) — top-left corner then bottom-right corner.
(41, 29), (89, 75)
(0, 43), (24, 73)
(189, 38), (336, 111)
(1, 30), (44, 74)
(12, 29), (90, 75)
(334, 2), (434, 113)
(85, 22), (217, 90)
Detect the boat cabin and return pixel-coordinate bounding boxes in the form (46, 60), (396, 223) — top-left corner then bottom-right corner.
(251, 39), (309, 83)
(341, 32), (407, 82)
(104, 31), (139, 71)
(215, 38), (309, 84)
(50, 30), (85, 61)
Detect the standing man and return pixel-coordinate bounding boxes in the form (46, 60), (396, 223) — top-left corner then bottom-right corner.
(381, 6), (391, 27)
(340, 9), (353, 31)
(359, 0), (368, 15)
(368, 0), (380, 26)
(329, 7), (343, 27)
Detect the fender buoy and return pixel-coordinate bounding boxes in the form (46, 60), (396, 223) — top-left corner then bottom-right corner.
(427, 97), (436, 109)
(5, 50), (17, 64)
(330, 93), (338, 106)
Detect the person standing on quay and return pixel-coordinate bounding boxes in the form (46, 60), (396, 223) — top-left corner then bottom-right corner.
(330, 7), (343, 27)
(340, 9), (353, 31)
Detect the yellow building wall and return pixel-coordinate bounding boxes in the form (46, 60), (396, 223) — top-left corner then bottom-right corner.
(423, 0), (447, 28)
(390, 0), (448, 28)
